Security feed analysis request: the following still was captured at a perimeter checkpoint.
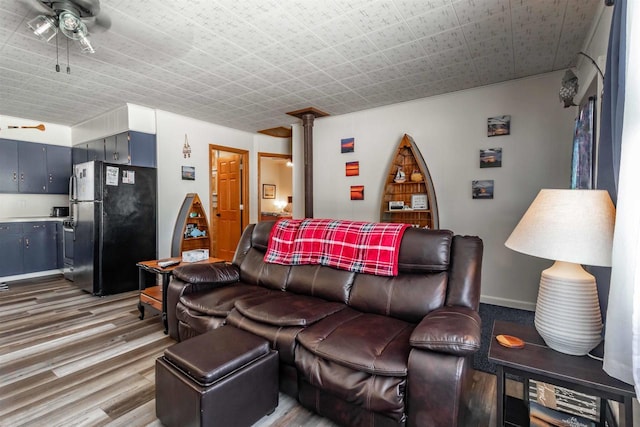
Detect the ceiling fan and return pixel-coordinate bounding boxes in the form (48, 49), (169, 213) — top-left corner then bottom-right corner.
(25, 0), (111, 54)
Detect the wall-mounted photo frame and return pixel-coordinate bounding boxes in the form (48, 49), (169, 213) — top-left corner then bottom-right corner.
(411, 194), (428, 210)
(341, 137), (355, 153)
(262, 184), (276, 199)
(480, 148), (502, 168)
(350, 185), (364, 200)
(181, 166), (195, 180)
(488, 115), (511, 137)
(346, 161), (359, 176)
(472, 180), (494, 199)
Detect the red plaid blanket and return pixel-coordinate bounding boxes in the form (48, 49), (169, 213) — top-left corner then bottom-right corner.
(264, 219), (410, 276)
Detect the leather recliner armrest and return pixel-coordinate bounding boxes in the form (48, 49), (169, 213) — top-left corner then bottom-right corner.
(409, 306), (481, 356)
(166, 263), (240, 340)
(173, 262), (240, 286)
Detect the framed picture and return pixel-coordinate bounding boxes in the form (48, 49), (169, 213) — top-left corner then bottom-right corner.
(262, 184), (276, 199)
(488, 115), (511, 137)
(181, 166), (195, 180)
(411, 194), (428, 210)
(480, 148), (502, 168)
(472, 180), (494, 199)
(350, 185), (364, 200)
(346, 161), (359, 176)
(341, 137), (355, 153)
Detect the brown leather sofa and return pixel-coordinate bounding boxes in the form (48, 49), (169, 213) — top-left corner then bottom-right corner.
(166, 220), (483, 427)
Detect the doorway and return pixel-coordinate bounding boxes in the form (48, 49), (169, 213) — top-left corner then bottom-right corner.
(210, 145), (249, 261)
(258, 153), (293, 222)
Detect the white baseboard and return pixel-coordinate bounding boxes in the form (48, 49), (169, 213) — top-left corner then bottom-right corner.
(0, 269), (63, 284)
(480, 295), (536, 311)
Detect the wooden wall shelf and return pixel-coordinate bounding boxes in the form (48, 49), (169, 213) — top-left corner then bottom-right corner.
(380, 134), (439, 229)
(171, 193), (211, 257)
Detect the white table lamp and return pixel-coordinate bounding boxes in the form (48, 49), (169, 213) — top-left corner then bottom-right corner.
(505, 189), (615, 355)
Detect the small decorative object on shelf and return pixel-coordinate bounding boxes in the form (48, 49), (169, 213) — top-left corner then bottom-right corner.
(393, 167), (406, 183)
(380, 134), (439, 229)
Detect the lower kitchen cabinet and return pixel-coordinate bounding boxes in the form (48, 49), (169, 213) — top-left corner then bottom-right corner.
(0, 221), (60, 277)
(0, 223), (24, 276)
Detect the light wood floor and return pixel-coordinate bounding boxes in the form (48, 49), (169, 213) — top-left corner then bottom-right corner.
(0, 275), (497, 426)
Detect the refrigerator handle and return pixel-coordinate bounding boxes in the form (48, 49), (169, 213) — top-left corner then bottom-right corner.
(69, 174), (77, 201)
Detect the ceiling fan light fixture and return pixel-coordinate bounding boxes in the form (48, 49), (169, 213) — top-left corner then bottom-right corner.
(28, 15), (58, 42)
(78, 32), (95, 53)
(59, 10), (81, 32)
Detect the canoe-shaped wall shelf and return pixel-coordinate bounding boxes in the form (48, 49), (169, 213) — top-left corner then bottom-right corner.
(379, 134), (439, 229)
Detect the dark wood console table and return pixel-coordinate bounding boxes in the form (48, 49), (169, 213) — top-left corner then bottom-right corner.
(137, 257), (224, 333)
(489, 320), (636, 427)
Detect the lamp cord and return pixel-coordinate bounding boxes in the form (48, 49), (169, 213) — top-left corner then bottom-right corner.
(578, 51), (605, 80)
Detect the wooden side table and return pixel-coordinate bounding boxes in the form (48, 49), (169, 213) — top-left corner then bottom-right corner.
(137, 257), (224, 333)
(489, 320), (636, 427)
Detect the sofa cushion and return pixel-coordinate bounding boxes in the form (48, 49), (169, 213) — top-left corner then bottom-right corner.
(296, 346), (406, 422)
(286, 264), (355, 304)
(234, 293), (345, 327)
(179, 284), (270, 317)
(296, 307), (413, 377)
(348, 271), (447, 323)
(397, 228), (453, 273)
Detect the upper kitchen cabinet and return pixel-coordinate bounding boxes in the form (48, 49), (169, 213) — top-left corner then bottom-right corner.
(0, 138), (72, 194)
(46, 145), (72, 194)
(0, 139), (19, 192)
(72, 131), (156, 168)
(128, 131), (156, 167)
(18, 141), (47, 193)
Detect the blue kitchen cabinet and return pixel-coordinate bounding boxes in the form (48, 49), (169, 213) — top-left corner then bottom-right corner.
(73, 143), (89, 165)
(0, 139), (19, 193)
(129, 131), (156, 167)
(23, 222), (57, 273)
(87, 139), (106, 162)
(73, 131), (156, 167)
(18, 142), (47, 193)
(0, 222), (60, 277)
(1, 139), (71, 194)
(46, 145), (72, 194)
(0, 223), (24, 276)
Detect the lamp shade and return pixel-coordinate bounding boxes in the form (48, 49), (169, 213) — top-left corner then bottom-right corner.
(505, 189), (615, 267)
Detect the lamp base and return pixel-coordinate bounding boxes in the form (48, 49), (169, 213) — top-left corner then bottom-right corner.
(534, 261), (602, 356)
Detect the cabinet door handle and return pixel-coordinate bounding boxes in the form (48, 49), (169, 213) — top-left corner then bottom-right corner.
(49, 174), (53, 183)
(25, 238), (29, 248)
(20, 173), (24, 181)
(13, 172), (17, 182)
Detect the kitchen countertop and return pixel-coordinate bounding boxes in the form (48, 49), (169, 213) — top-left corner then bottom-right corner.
(0, 216), (69, 223)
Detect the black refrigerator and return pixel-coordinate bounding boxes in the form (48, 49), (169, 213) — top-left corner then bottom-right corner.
(71, 161), (157, 295)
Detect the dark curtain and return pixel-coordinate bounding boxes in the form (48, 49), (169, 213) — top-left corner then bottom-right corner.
(593, 0), (627, 324)
(597, 0), (627, 204)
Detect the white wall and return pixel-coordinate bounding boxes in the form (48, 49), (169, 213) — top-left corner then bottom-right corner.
(309, 72), (576, 310)
(154, 109), (256, 258)
(0, 115), (71, 218)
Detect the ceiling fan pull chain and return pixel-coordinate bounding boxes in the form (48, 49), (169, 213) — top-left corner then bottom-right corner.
(66, 37), (71, 74)
(55, 32), (60, 73)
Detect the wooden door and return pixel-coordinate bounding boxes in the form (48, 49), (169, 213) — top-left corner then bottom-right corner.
(217, 153), (242, 261)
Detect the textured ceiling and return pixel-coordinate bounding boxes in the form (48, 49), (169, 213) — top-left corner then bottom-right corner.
(0, 0), (600, 133)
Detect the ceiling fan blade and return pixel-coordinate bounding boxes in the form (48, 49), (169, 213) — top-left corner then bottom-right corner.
(83, 13), (111, 33)
(20, 0), (56, 16)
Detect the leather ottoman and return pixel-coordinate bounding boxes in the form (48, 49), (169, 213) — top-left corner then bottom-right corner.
(156, 326), (279, 427)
